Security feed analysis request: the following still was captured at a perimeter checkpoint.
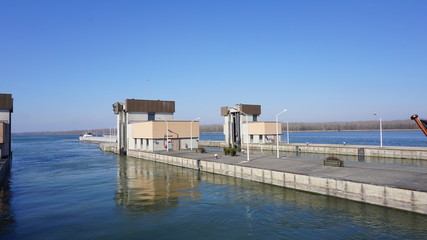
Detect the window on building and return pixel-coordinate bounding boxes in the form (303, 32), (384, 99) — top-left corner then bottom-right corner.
(148, 113), (155, 121)
(134, 139), (137, 148)
(259, 135), (263, 141)
(253, 115), (258, 122)
(250, 135), (254, 142)
(146, 139), (149, 146)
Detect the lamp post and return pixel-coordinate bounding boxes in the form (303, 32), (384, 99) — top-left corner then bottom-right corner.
(191, 117), (200, 150)
(286, 122), (290, 144)
(165, 120), (169, 152)
(373, 113), (383, 147)
(276, 109), (287, 158)
(107, 126), (112, 143)
(242, 112), (249, 162)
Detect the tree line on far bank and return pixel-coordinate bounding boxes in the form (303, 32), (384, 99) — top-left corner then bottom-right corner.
(14, 119), (420, 135)
(200, 120), (419, 133)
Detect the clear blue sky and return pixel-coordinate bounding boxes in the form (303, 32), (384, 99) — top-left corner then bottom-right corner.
(1, 0), (426, 132)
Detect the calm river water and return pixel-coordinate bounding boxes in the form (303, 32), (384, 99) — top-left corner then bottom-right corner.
(1, 135), (427, 239)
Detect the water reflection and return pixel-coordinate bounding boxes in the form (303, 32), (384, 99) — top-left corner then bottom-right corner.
(116, 156), (200, 214)
(0, 175), (14, 236)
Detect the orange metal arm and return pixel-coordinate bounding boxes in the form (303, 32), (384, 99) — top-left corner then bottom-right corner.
(411, 114), (427, 137)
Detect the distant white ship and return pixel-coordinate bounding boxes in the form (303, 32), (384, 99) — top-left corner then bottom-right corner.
(79, 132), (94, 141)
(79, 132), (116, 143)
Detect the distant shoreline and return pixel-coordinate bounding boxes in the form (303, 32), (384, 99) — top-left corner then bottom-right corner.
(12, 119), (421, 135)
(13, 129), (420, 135)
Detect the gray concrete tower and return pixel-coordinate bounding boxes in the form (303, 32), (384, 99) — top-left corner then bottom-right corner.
(221, 104), (261, 148)
(113, 99), (175, 155)
(0, 94), (13, 159)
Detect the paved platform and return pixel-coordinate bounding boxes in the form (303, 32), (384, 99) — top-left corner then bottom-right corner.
(153, 149), (427, 192)
(199, 141), (427, 160)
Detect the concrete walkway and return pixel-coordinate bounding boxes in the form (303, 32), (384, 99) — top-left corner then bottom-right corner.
(153, 149), (427, 192)
(199, 140), (427, 160)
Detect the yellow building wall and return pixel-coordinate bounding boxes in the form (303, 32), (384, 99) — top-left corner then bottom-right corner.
(132, 121), (200, 139)
(248, 122), (277, 135)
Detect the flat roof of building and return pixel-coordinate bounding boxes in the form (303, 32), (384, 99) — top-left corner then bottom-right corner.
(125, 99), (175, 113)
(221, 104), (261, 116)
(0, 94), (13, 111)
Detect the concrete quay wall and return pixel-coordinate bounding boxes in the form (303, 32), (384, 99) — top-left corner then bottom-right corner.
(125, 149), (427, 215)
(100, 143), (119, 154)
(199, 140), (227, 148)
(80, 137), (117, 144)
(199, 141), (427, 160)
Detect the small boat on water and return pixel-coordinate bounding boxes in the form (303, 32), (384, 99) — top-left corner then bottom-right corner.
(79, 132), (94, 141)
(79, 132), (117, 143)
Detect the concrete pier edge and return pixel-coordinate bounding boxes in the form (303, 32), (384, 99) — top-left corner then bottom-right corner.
(100, 143), (427, 215)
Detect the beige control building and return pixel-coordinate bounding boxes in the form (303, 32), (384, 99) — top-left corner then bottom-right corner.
(221, 104), (277, 148)
(113, 99), (199, 154)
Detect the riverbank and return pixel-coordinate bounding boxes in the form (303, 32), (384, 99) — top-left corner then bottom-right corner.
(100, 143), (427, 215)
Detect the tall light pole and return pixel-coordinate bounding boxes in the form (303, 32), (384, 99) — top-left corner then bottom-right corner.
(242, 112), (249, 162)
(286, 122), (290, 144)
(107, 126), (112, 143)
(373, 113), (383, 147)
(165, 120), (169, 152)
(190, 117), (200, 150)
(276, 109), (287, 158)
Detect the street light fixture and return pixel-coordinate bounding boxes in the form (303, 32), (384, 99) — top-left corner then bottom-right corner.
(276, 109), (287, 158)
(373, 113), (383, 147)
(191, 117), (200, 150)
